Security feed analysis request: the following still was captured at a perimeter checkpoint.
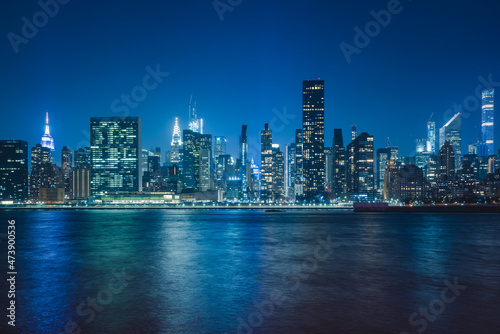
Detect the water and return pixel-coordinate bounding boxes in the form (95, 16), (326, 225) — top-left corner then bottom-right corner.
(0, 210), (499, 334)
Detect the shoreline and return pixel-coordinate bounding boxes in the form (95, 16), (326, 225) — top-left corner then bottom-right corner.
(1, 204), (500, 213)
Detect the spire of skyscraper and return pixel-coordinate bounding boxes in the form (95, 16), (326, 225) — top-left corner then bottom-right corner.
(171, 117), (182, 164)
(41, 111), (55, 151)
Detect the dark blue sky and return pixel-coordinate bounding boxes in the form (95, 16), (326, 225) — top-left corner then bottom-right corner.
(1, 0), (500, 163)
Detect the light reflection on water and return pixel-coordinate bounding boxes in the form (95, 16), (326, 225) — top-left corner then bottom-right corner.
(0, 210), (499, 333)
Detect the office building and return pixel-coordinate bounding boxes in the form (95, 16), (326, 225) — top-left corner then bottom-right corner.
(261, 123), (273, 202)
(90, 117), (142, 195)
(346, 132), (375, 202)
(439, 113), (462, 170)
(302, 80), (325, 198)
(214, 136), (227, 161)
(427, 121), (436, 153)
(0, 140), (28, 202)
(482, 89), (494, 156)
(332, 129), (346, 199)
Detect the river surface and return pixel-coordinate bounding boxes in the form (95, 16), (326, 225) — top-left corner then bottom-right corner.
(0, 210), (499, 333)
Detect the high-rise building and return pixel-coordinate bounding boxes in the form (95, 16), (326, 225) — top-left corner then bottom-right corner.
(29, 144), (51, 201)
(74, 147), (90, 168)
(286, 144), (296, 200)
(324, 147), (333, 191)
(302, 80), (325, 199)
(439, 113), (462, 170)
(260, 123), (273, 202)
(332, 129), (346, 199)
(182, 130), (212, 191)
(188, 97), (203, 134)
(482, 89), (494, 156)
(272, 144), (284, 201)
(61, 146), (73, 199)
(214, 136), (227, 161)
(0, 140), (28, 202)
(294, 129), (304, 198)
(438, 140), (455, 182)
(416, 138), (426, 153)
(171, 117), (182, 165)
(376, 146), (398, 196)
(41, 111), (55, 152)
(90, 117), (142, 195)
(240, 125), (248, 198)
(346, 132), (375, 202)
(72, 166), (90, 200)
(351, 125), (357, 142)
(427, 121), (436, 153)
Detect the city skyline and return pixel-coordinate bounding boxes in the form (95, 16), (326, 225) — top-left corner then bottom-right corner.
(2, 0), (500, 161)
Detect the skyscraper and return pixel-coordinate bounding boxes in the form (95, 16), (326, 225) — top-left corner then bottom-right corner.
(240, 125), (248, 198)
(260, 123), (273, 202)
(29, 144), (51, 201)
(376, 146), (398, 197)
(0, 140), (28, 202)
(214, 136), (227, 161)
(294, 129), (304, 198)
(182, 130), (212, 191)
(482, 89), (494, 156)
(302, 80), (325, 199)
(41, 111), (55, 151)
(171, 117), (182, 164)
(272, 144), (284, 201)
(351, 125), (357, 142)
(61, 146), (73, 199)
(332, 129), (346, 199)
(439, 113), (462, 170)
(346, 132), (375, 202)
(90, 117), (142, 195)
(74, 147), (91, 168)
(438, 140), (455, 182)
(188, 97), (203, 134)
(427, 121), (436, 153)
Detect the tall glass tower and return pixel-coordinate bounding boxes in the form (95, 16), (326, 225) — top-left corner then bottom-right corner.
(90, 117), (142, 195)
(482, 89), (494, 156)
(439, 113), (462, 170)
(427, 121), (436, 153)
(302, 80), (325, 199)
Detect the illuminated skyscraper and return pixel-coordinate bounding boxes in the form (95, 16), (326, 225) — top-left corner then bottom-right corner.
(332, 129), (346, 199)
(61, 146), (73, 199)
(90, 117), (142, 195)
(188, 96), (203, 134)
(214, 136), (227, 160)
(351, 125), (357, 142)
(294, 129), (303, 198)
(0, 140), (28, 202)
(41, 111), (55, 151)
(171, 117), (182, 164)
(376, 146), (398, 196)
(240, 125), (248, 198)
(347, 132), (375, 202)
(439, 113), (462, 170)
(260, 123), (273, 202)
(302, 80), (325, 199)
(427, 121), (436, 153)
(182, 130), (212, 191)
(482, 89), (494, 156)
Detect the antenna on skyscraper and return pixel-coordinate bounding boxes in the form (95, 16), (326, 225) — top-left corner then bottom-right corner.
(428, 112), (434, 122)
(387, 137), (391, 147)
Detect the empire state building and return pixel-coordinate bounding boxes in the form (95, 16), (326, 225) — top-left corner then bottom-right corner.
(41, 111), (55, 151)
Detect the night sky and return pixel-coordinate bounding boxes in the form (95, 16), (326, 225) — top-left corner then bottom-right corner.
(1, 0), (500, 164)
